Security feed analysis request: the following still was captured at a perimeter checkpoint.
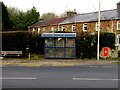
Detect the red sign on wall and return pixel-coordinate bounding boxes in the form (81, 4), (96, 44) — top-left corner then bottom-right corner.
(104, 47), (108, 56)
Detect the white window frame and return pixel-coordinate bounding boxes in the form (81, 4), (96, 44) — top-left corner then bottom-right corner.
(117, 21), (120, 30)
(116, 34), (120, 45)
(61, 26), (65, 31)
(33, 28), (35, 32)
(83, 23), (88, 32)
(38, 28), (41, 33)
(118, 34), (120, 45)
(72, 25), (76, 32)
(95, 22), (99, 31)
(51, 27), (55, 31)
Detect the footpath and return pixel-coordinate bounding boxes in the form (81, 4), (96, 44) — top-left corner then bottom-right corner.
(1, 59), (120, 67)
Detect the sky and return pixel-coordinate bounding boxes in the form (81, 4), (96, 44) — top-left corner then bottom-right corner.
(1, 0), (120, 16)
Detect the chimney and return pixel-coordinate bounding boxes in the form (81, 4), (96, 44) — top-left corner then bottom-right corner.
(67, 9), (77, 17)
(117, 1), (120, 11)
(117, 1), (120, 17)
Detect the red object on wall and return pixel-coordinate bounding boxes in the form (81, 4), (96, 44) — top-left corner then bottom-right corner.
(104, 47), (108, 56)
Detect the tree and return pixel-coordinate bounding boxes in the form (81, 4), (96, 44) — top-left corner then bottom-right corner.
(41, 12), (59, 20)
(7, 7), (22, 30)
(25, 6), (40, 27)
(1, 2), (11, 31)
(7, 6), (40, 30)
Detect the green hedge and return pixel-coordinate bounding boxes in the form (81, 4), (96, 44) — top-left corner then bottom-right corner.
(76, 32), (115, 59)
(2, 31), (44, 56)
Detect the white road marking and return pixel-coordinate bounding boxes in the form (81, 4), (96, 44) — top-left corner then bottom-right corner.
(73, 78), (119, 81)
(94, 66), (98, 67)
(102, 66), (111, 68)
(89, 66), (93, 67)
(0, 77), (36, 80)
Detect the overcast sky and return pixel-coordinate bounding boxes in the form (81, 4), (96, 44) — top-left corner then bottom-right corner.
(1, 0), (120, 15)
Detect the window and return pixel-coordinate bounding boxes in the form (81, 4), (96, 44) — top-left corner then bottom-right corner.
(119, 37), (120, 44)
(95, 22), (99, 31)
(72, 25), (76, 32)
(43, 28), (46, 32)
(51, 27), (56, 31)
(33, 28), (36, 32)
(117, 21), (120, 30)
(118, 35), (120, 44)
(62, 26), (65, 31)
(38, 28), (41, 33)
(83, 23), (88, 31)
(116, 34), (120, 44)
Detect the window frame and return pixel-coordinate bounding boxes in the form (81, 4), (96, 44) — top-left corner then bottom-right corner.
(61, 26), (65, 31)
(95, 22), (99, 31)
(43, 28), (46, 32)
(38, 28), (41, 33)
(83, 23), (88, 32)
(117, 21), (120, 30)
(33, 28), (36, 32)
(116, 34), (120, 45)
(51, 27), (55, 31)
(72, 24), (76, 32)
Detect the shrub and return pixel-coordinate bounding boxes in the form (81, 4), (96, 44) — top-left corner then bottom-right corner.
(76, 32), (115, 59)
(2, 31), (44, 56)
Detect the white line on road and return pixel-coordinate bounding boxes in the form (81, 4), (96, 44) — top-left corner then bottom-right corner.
(89, 66), (93, 67)
(0, 77), (36, 80)
(101, 66), (111, 68)
(73, 78), (119, 81)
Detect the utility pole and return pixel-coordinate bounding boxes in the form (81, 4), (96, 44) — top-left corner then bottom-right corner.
(97, 0), (101, 60)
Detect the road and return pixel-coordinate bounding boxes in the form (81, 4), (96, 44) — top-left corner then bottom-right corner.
(2, 64), (119, 88)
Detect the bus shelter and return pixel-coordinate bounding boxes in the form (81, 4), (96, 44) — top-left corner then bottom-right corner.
(42, 33), (76, 59)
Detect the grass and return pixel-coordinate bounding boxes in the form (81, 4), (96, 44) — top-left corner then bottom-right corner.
(111, 61), (120, 64)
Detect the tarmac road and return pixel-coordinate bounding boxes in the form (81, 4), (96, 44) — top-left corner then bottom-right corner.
(2, 64), (119, 89)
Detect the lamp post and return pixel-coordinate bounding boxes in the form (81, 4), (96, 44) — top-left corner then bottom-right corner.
(97, 0), (101, 60)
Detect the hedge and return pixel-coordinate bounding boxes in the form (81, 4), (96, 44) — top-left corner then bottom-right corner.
(76, 32), (115, 59)
(2, 31), (44, 56)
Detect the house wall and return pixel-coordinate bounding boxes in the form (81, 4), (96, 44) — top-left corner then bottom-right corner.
(59, 20), (120, 33)
(29, 19), (120, 34)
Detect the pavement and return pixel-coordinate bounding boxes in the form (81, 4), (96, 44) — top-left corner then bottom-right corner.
(1, 59), (120, 67)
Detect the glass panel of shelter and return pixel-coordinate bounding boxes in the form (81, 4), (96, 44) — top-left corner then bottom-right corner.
(45, 37), (75, 58)
(45, 38), (54, 47)
(55, 38), (65, 47)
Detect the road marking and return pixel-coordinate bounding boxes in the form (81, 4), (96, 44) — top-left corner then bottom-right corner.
(89, 66), (93, 67)
(89, 66), (99, 68)
(0, 77), (36, 80)
(102, 66), (111, 68)
(73, 78), (119, 81)
(94, 66), (98, 67)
